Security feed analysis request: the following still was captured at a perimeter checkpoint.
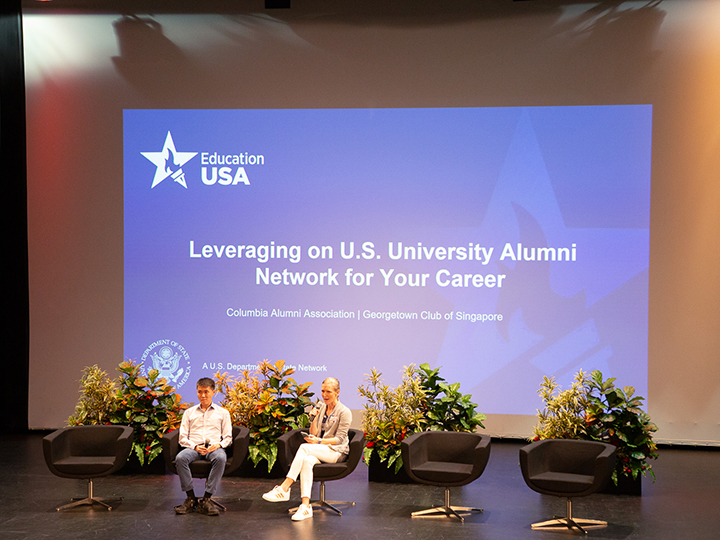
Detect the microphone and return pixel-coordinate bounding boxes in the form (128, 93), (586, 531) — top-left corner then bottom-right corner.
(204, 438), (210, 448)
(309, 404), (320, 420)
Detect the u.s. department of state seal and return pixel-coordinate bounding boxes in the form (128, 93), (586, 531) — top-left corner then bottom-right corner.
(140, 339), (192, 389)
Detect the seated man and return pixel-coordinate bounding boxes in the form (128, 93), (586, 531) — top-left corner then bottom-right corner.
(174, 377), (232, 516)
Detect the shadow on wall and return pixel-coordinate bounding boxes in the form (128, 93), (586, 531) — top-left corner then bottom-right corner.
(108, 0), (667, 107)
(112, 15), (196, 105)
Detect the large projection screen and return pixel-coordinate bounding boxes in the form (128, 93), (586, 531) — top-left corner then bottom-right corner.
(24, 0), (720, 444)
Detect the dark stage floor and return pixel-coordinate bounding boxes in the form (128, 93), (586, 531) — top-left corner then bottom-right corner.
(1, 433), (719, 540)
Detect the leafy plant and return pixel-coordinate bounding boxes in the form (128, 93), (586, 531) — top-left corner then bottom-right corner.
(358, 363), (486, 473)
(531, 369), (657, 485)
(418, 363), (486, 432)
(110, 360), (189, 466)
(215, 369), (263, 426)
(585, 370), (658, 483)
(215, 359), (314, 472)
(67, 365), (118, 426)
(358, 365), (428, 473)
(531, 370), (591, 441)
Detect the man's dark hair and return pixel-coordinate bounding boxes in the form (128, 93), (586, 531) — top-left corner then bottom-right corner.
(196, 377), (215, 390)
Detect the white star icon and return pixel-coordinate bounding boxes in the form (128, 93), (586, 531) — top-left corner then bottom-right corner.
(141, 132), (198, 188)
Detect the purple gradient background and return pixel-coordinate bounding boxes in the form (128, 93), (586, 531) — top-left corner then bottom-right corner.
(124, 106), (651, 413)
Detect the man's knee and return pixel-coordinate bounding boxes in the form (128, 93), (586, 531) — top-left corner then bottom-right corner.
(176, 449), (196, 466)
(210, 449), (227, 465)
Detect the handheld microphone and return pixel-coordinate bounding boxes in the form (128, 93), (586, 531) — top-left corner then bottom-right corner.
(204, 438), (210, 448)
(309, 404), (321, 420)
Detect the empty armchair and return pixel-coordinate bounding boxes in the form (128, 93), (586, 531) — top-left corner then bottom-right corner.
(519, 438), (617, 533)
(401, 430), (491, 522)
(43, 425), (134, 511)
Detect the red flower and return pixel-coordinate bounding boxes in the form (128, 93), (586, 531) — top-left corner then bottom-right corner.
(366, 441), (375, 448)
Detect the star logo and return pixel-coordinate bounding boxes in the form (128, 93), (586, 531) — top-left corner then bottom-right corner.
(141, 132), (198, 188)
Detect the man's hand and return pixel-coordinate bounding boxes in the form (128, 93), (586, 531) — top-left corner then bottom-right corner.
(195, 443), (221, 455)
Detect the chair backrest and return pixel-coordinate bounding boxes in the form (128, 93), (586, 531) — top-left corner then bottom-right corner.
(519, 438), (617, 497)
(401, 430), (492, 487)
(43, 425), (134, 479)
(423, 431), (483, 464)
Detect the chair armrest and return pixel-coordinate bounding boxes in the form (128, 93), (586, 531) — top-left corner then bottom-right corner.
(469, 434), (491, 478)
(114, 426), (135, 468)
(223, 426), (250, 475)
(43, 428), (72, 464)
(161, 428), (181, 474)
(592, 442), (617, 491)
(344, 429), (364, 471)
(519, 439), (549, 479)
(401, 431), (429, 470)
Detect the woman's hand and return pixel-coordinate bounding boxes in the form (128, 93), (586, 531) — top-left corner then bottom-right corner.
(304, 434), (321, 444)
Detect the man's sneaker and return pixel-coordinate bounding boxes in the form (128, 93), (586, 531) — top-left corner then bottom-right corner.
(174, 496), (197, 515)
(291, 503), (313, 521)
(262, 485), (290, 502)
(197, 497), (220, 516)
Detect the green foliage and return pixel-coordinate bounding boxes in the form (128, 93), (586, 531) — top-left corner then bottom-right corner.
(358, 365), (427, 473)
(358, 363), (486, 473)
(110, 360), (189, 466)
(531, 370), (591, 441)
(531, 369), (658, 485)
(67, 365), (118, 426)
(215, 359), (314, 472)
(418, 363), (486, 433)
(585, 370), (658, 483)
(215, 370), (262, 426)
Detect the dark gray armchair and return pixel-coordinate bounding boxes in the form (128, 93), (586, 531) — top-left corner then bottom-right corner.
(519, 438), (617, 533)
(277, 428), (364, 516)
(401, 430), (492, 522)
(162, 425), (250, 510)
(43, 425), (134, 511)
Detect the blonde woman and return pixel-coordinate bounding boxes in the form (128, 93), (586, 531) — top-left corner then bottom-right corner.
(262, 377), (351, 521)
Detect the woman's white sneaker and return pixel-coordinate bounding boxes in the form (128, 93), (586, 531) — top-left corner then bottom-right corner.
(262, 485), (290, 502)
(291, 503), (313, 521)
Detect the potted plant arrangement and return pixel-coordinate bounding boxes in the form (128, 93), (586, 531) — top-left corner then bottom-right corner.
(531, 369), (657, 495)
(67, 364), (118, 426)
(585, 370), (658, 493)
(215, 359), (314, 476)
(110, 360), (188, 471)
(358, 363), (486, 482)
(68, 360), (188, 473)
(531, 369), (591, 441)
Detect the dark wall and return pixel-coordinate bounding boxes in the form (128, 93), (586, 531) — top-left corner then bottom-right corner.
(0, 0), (29, 433)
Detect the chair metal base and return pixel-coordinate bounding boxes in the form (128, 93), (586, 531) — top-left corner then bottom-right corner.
(411, 487), (483, 523)
(531, 498), (607, 534)
(57, 479), (122, 511)
(288, 481), (355, 516)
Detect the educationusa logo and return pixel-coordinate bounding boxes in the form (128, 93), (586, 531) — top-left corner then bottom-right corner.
(141, 131), (263, 189)
(141, 132), (198, 189)
(140, 339), (192, 389)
